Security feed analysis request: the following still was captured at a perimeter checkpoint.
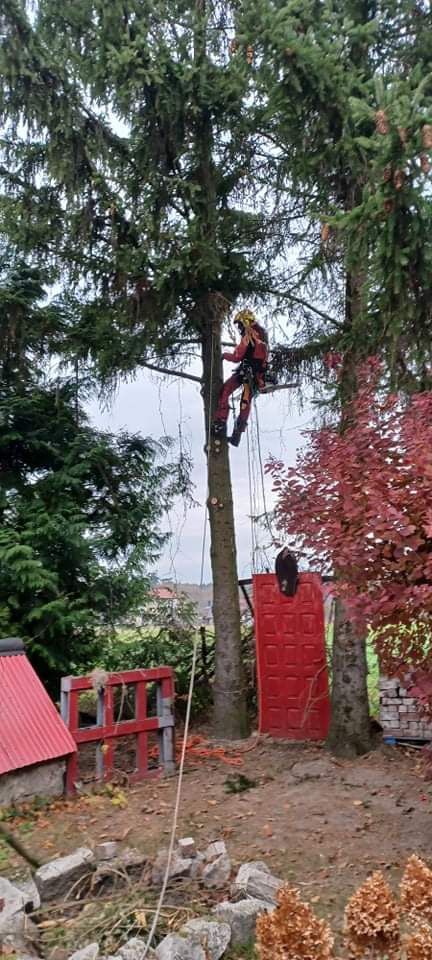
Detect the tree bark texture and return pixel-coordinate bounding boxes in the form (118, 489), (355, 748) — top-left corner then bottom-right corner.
(327, 263), (372, 756)
(327, 598), (372, 757)
(201, 317), (249, 740)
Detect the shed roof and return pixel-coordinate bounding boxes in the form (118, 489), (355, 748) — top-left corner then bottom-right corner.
(0, 641), (76, 775)
(152, 587), (177, 600)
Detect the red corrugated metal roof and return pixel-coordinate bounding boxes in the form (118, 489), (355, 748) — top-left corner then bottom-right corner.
(153, 587), (177, 600)
(0, 654), (76, 775)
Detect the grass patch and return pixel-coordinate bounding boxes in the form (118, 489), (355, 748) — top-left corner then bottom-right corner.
(39, 888), (207, 958)
(367, 640), (380, 717)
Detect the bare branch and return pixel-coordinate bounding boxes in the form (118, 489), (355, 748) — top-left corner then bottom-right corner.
(261, 382), (299, 394)
(141, 361), (202, 384)
(267, 289), (341, 328)
(0, 822), (43, 869)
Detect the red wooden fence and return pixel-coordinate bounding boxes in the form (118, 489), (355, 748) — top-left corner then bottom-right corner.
(61, 668), (175, 794)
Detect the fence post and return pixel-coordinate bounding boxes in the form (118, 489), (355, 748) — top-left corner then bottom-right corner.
(157, 675), (175, 776)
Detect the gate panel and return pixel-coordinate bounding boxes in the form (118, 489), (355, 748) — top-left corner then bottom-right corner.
(253, 573), (330, 740)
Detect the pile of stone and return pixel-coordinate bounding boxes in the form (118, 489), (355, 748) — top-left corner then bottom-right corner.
(380, 675), (432, 740)
(0, 839), (282, 960)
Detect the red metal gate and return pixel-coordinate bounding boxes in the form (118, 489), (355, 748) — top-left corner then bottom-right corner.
(253, 572), (330, 740)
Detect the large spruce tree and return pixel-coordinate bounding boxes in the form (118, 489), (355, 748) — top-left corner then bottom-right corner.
(242, 0), (432, 754)
(0, 0), (300, 737)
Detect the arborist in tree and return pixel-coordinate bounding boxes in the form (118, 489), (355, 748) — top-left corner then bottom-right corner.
(212, 308), (269, 447)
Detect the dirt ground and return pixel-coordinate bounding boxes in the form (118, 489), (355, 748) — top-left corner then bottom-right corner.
(2, 737), (432, 955)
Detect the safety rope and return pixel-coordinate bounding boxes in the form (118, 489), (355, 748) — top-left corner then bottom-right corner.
(246, 395), (274, 574)
(140, 637), (198, 958)
(254, 401), (276, 549)
(141, 327), (215, 958)
(246, 425), (257, 574)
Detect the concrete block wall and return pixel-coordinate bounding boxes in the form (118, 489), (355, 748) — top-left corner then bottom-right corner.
(380, 676), (432, 740)
(0, 759), (66, 805)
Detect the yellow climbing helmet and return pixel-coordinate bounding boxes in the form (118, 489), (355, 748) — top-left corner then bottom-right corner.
(234, 308), (256, 328)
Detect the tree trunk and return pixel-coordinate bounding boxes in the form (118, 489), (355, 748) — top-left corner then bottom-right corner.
(327, 598), (372, 757)
(201, 315), (249, 740)
(327, 268), (372, 756)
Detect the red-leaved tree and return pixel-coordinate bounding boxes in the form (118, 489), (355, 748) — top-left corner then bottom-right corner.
(267, 358), (432, 695)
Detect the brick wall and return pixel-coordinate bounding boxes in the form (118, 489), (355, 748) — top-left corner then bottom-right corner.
(380, 676), (432, 740)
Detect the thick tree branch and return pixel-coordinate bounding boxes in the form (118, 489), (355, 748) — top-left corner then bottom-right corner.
(0, 822), (43, 869)
(267, 288), (341, 328)
(261, 382), (299, 394)
(141, 361), (202, 383)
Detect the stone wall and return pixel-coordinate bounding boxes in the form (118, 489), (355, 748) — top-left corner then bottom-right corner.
(0, 759), (66, 805)
(379, 676), (432, 740)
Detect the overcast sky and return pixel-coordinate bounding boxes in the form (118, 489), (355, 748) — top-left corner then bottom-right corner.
(90, 363), (312, 584)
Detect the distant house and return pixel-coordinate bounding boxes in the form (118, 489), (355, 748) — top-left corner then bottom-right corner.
(147, 585), (180, 621)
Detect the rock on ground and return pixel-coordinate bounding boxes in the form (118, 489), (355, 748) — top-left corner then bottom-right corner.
(152, 849), (193, 886)
(0, 911), (39, 956)
(231, 862), (282, 904)
(177, 838), (196, 858)
(155, 933), (206, 960)
(204, 840), (227, 862)
(35, 847), (94, 901)
(212, 898), (272, 947)
(202, 853), (231, 889)
(291, 759), (335, 780)
(95, 841), (118, 861)
(180, 918), (231, 960)
(107, 940), (155, 960)
(0, 877), (39, 956)
(116, 938), (149, 960)
(0, 876), (27, 920)
(189, 852), (205, 880)
(69, 944), (100, 960)
(15, 878), (41, 912)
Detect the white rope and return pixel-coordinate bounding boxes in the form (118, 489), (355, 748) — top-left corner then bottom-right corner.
(246, 423), (257, 574)
(254, 402), (275, 549)
(141, 637), (199, 957)
(141, 327), (215, 957)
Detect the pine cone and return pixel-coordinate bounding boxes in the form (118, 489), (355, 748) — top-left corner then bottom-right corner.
(383, 164), (392, 182)
(393, 168), (405, 190)
(375, 109), (390, 135)
(421, 124), (432, 149)
(321, 223), (331, 242)
(229, 38), (239, 54)
(420, 154), (431, 174)
(398, 126), (408, 145)
(384, 198), (394, 214)
(246, 44), (254, 64)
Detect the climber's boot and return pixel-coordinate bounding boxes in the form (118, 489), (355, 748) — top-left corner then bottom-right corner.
(228, 418), (246, 448)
